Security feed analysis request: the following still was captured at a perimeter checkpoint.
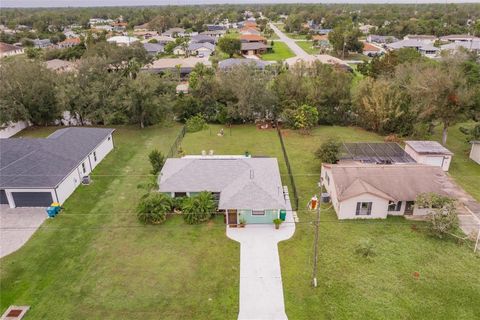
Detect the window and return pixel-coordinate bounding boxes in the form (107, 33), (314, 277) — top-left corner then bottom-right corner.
(252, 210), (265, 216)
(93, 151), (97, 162)
(356, 202), (372, 215)
(325, 173), (330, 186)
(174, 192), (187, 198)
(82, 162), (86, 173)
(388, 201), (402, 212)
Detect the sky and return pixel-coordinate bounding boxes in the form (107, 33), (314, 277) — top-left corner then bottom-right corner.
(1, 0), (480, 8)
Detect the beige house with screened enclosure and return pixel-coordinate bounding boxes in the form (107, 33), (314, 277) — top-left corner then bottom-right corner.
(320, 164), (448, 220)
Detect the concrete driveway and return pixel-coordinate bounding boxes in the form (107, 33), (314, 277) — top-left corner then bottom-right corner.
(0, 205), (47, 258)
(227, 195), (295, 320)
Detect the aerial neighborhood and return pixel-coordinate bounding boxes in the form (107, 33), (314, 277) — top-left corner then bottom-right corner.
(0, 2), (479, 320)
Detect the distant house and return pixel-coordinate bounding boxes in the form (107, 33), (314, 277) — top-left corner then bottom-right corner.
(163, 27), (186, 38)
(218, 58), (273, 70)
(243, 21), (257, 29)
(143, 42), (164, 55)
(441, 41), (480, 54)
(158, 155), (288, 225)
(106, 36), (139, 46)
(33, 39), (52, 48)
(144, 35), (175, 45)
(0, 128), (115, 208)
(285, 54), (352, 72)
(367, 35), (398, 44)
(58, 37), (81, 48)
(240, 27), (261, 36)
(141, 57), (212, 77)
(359, 24), (377, 34)
(404, 34), (437, 42)
(0, 42), (24, 58)
(92, 25), (113, 32)
(469, 141), (480, 165)
(387, 39), (439, 58)
(187, 42), (215, 56)
(240, 42), (270, 56)
(45, 59), (76, 73)
(440, 34), (480, 43)
(134, 23), (150, 32)
(404, 141), (453, 172)
(190, 34), (216, 45)
(320, 164), (448, 219)
(362, 42), (382, 56)
(206, 24), (227, 31)
(0, 121), (29, 139)
(240, 34), (267, 44)
(200, 30), (226, 38)
(112, 22), (128, 32)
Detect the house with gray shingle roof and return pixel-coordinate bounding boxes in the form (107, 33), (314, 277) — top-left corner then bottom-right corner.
(158, 155), (288, 225)
(0, 127), (114, 208)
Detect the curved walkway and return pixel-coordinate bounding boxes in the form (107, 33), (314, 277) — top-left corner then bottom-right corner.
(227, 194), (295, 320)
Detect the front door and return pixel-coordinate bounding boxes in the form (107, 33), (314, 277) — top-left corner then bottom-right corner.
(227, 209), (238, 226)
(405, 201), (415, 215)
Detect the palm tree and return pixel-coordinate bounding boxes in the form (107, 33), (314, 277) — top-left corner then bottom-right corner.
(182, 191), (217, 224)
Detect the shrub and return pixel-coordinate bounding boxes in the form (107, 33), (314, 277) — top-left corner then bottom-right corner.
(185, 114), (207, 133)
(315, 138), (341, 164)
(293, 104), (319, 134)
(355, 239), (376, 258)
(182, 191), (217, 224)
(148, 149), (165, 175)
(137, 193), (172, 224)
(416, 193), (459, 238)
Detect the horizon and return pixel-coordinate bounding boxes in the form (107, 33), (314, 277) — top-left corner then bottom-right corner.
(2, 0), (480, 9)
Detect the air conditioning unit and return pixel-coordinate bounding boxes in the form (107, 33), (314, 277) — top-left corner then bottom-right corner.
(82, 175), (91, 185)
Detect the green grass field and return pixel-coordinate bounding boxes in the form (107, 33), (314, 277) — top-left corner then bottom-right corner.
(296, 40), (319, 55)
(2, 123), (479, 319)
(1, 124), (239, 319)
(261, 41), (295, 61)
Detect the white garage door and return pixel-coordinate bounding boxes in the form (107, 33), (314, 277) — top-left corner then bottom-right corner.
(424, 156), (444, 167)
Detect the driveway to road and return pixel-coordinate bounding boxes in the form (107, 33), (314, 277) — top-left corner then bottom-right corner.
(0, 205), (47, 258)
(269, 23), (309, 58)
(227, 194), (295, 320)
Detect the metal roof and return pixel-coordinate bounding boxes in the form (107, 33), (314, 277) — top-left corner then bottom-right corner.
(0, 127), (114, 189)
(340, 142), (415, 164)
(405, 141), (453, 155)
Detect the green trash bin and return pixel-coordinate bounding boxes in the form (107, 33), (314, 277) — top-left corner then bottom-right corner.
(280, 209), (286, 221)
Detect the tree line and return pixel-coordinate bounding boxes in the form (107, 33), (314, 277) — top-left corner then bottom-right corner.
(1, 44), (479, 144)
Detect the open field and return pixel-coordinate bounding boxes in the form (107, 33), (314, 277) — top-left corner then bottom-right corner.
(1, 124), (239, 319)
(261, 41), (295, 61)
(295, 40), (319, 55)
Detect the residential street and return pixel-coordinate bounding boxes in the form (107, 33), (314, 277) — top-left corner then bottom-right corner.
(268, 23), (309, 58)
(227, 194), (295, 320)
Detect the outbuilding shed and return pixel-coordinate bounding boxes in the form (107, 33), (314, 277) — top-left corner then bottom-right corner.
(404, 141), (453, 171)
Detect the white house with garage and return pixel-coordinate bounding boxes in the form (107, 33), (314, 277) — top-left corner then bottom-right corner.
(404, 141), (453, 171)
(0, 127), (114, 208)
(470, 141), (480, 165)
(320, 163), (448, 219)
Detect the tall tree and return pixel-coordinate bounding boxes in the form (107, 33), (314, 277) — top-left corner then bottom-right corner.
(328, 23), (363, 57)
(217, 36), (241, 58)
(0, 59), (59, 125)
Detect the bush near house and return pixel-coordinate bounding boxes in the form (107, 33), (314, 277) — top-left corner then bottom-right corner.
(137, 192), (172, 224)
(182, 191), (217, 224)
(148, 149), (165, 175)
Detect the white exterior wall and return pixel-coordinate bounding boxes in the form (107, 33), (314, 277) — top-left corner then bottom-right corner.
(405, 145), (451, 171)
(338, 194), (390, 219)
(88, 135), (114, 170)
(55, 166), (83, 204)
(0, 121), (29, 138)
(470, 143), (480, 165)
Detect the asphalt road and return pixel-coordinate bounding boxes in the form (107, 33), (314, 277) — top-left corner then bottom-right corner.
(269, 23), (309, 58)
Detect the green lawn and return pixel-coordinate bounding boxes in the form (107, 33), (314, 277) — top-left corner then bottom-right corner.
(279, 125), (480, 319)
(295, 40), (319, 55)
(1, 124), (239, 319)
(261, 41), (295, 61)
(286, 33), (308, 40)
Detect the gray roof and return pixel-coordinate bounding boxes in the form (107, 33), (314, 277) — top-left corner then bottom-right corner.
(387, 39), (433, 50)
(405, 141), (453, 155)
(158, 156), (286, 210)
(218, 58), (271, 70)
(190, 34), (216, 44)
(241, 42), (270, 51)
(0, 127), (114, 189)
(188, 42), (215, 52)
(143, 42), (164, 53)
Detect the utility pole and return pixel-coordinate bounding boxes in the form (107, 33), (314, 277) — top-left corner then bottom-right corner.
(312, 192), (321, 287)
(475, 228), (480, 254)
